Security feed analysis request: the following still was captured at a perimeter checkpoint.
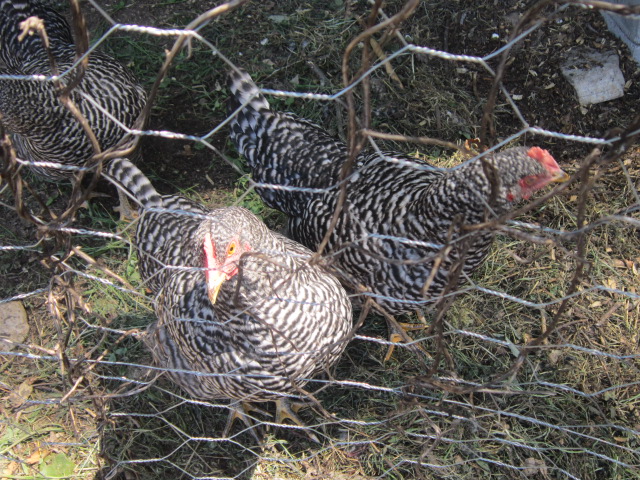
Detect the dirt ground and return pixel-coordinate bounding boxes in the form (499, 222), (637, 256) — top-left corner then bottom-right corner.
(84, 0), (640, 191)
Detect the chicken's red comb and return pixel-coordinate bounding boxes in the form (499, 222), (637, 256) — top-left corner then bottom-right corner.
(527, 147), (561, 173)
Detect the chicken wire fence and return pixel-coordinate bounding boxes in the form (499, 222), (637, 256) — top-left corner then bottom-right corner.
(0, 0), (639, 478)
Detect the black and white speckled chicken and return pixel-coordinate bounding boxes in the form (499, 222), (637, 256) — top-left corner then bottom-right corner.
(105, 158), (353, 438)
(0, 0), (146, 196)
(228, 69), (569, 320)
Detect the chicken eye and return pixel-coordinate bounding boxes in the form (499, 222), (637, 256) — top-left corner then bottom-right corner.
(226, 242), (237, 256)
(523, 176), (536, 187)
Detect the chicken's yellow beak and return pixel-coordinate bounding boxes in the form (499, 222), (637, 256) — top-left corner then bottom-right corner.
(206, 269), (227, 305)
(551, 170), (570, 183)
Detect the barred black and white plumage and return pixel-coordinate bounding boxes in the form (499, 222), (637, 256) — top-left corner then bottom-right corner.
(228, 69), (569, 316)
(105, 159), (352, 425)
(0, 0), (146, 180)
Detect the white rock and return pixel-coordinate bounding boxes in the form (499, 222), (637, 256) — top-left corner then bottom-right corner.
(560, 48), (625, 106)
(0, 301), (29, 351)
(602, 1), (640, 64)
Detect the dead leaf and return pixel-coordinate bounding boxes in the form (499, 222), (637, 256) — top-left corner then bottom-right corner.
(8, 378), (33, 409)
(2, 461), (19, 477)
(26, 448), (50, 465)
(548, 350), (562, 365)
(605, 277), (618, 290)
(523, 457), (548, 476)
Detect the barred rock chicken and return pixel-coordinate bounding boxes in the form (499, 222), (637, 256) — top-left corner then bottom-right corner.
(228, 70), (569, 322)
(105, 158), (352, 438)
(0, 0), (146, 207)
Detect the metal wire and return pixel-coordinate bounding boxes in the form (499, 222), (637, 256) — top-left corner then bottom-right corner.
(0, 1), (639, 479)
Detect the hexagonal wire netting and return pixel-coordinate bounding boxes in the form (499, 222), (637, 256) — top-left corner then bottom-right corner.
(1, 0), (639, 479)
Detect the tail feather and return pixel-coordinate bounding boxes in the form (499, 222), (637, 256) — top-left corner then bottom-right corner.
(228, 68), (270, 113)
(226, 67), (350, 217)
(104, 158), (162, 211)
(227, 68), (272, 166)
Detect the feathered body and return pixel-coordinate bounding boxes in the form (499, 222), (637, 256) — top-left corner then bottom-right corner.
(0, 0), (146, 179)
(105, 159), (352, 403)
(228, 70), (568, 315)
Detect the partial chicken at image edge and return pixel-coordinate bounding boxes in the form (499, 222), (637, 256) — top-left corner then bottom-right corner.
(0, 0), (147, 218)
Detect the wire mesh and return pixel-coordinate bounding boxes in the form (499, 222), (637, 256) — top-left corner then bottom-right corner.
(1, 0), (639, 479)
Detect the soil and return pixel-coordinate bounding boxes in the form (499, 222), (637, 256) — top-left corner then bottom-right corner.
(91, 0), (638, 186)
